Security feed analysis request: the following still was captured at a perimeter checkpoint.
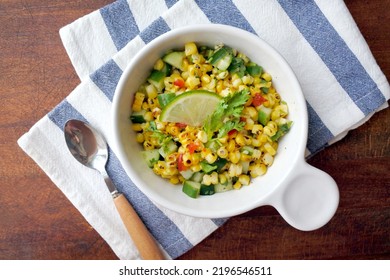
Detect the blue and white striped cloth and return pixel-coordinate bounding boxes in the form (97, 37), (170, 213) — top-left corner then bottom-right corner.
(18, 0), (389, 259)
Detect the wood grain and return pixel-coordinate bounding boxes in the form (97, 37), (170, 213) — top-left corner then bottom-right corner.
(0, 0), (389, 260)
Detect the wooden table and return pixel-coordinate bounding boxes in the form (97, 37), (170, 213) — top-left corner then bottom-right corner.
(0, 0), (389, 260)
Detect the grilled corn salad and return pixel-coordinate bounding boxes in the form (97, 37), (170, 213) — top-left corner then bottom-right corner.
(130, 42), (292, 198)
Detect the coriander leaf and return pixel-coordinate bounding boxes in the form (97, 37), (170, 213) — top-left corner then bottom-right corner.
(203, 89), (250, 140)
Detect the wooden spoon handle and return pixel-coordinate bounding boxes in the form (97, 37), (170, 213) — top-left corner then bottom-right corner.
(113, 193), (165, 260)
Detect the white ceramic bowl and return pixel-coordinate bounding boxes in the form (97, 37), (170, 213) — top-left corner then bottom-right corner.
(112, 24), (339, 231)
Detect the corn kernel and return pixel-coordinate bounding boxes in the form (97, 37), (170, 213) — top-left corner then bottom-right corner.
(229, 150), (241, 164)
(154, 59), (164, 71)
(136, 133), (144, 143)
(238, 174), (250, 186)
(233, 181), (242, 190)
(262, 72), (272, 81)
(217, 147), (228, 158)
(185, 42), (198, 56)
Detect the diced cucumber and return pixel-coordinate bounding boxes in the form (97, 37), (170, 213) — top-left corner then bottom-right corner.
(246, 62), (263, 76)
(271, 121), (293, 141)
(214, 158), (228, 172)
(147, 70), (165, 92)
(182, 180), (201, 198)
(258, 105), (272, 126)
(160, 62), (172, 76)
(214, 181), (233, 193)
(205, 139), (221, 152)
(241, 160), (250, 174)
(162, 51), (185, 70)
(200, 161), (217, 174)
(159, 140), (178, 158)
(200, 184), (215, 196)
(228, 57), (246, 77)
(180, 169), (194, 180)
(141, 149), (160, 168)
(190, 172), (204, 183)
(130, 110), (147, 123)
(157, 92), (176, 108)
(209, 47), (233, 70)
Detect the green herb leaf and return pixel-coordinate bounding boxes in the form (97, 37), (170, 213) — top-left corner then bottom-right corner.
(203, 89), (250, 140)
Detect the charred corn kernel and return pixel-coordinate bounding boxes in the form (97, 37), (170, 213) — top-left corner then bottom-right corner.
(190, 163), (202, 172)
(217, 147), (228, 158)
(204, 78), (216, 90)
(191, 53), (205, 64)
(264, 142), (276, 156)
(169, 176), (180, 185)
(178, 146), (186, 154)
(144, 111), (153, 122)
(202, 172), (218, 185)
(258, 134), (269, 143)
(235, 133), (246, 146)
(228, 163), (242, 177)
(147, 97), (159, 109)
(244, 118), (254, 130)
(166, 153), (178, 163)
(143, 140), (154, 150)
(240, 153), (252, 162)
(141, 102), (149, 110)
(227, 140), (236, 152)
(185, 42), (198, 56)
(182, 153), (193, 166)
(182, 58), (189, 71)
(218, 136), (228, 144)
(232, 77), (243, 88)
(242, 75), (253, 85)
(132, 123), (143, 132)
(252, 149), (261, 159)
(271, 110), (281, 121)
(229, 150), (241, 164)
(197, 130), (208, 143)
(205, 152), (218, 164)
(218, 173), (227, 184)
(251, 138), (261, 147)
(136, 133), (144, 143)
(233, 181), (242, 190)
(154, 59), (164, 71)
(244, 135), (252, 145)
(263, 126), (276, 137)
(220, 88), (231, 97)
(249, 163), (267, 178)
(238, 174), (250, 186)
(262, 72), (272, 81)
(185, 76), (200, 89)
(201, 74), (211, 84)
(145, 84), (158, 98)
(238, 85), (248, 92)
(216, 80), (224, 93)
(276, 103), (288, 117)
(262, 152), (274, 166)
(156, 121), (165, 130)
(181, 71), (189, 80)
(252, 124), (263, 135)
(243, 107), (257, 120)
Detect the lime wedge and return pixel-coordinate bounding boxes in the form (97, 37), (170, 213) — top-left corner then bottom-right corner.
(160, 90), (221, 127)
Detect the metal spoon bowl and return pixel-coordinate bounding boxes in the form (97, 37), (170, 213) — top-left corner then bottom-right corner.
(64, 119), (164, 260)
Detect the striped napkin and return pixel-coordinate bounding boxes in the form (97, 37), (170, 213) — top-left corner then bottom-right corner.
(18, 0), (389, 260)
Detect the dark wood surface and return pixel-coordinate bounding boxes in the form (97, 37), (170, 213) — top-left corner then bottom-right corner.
(0, 0), (389, 260)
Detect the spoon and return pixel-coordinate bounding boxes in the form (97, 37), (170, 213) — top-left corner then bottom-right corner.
(64, 119), (164, 260)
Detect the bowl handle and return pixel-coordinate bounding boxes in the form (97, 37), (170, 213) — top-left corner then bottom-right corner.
(267, 159), (339, 231)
